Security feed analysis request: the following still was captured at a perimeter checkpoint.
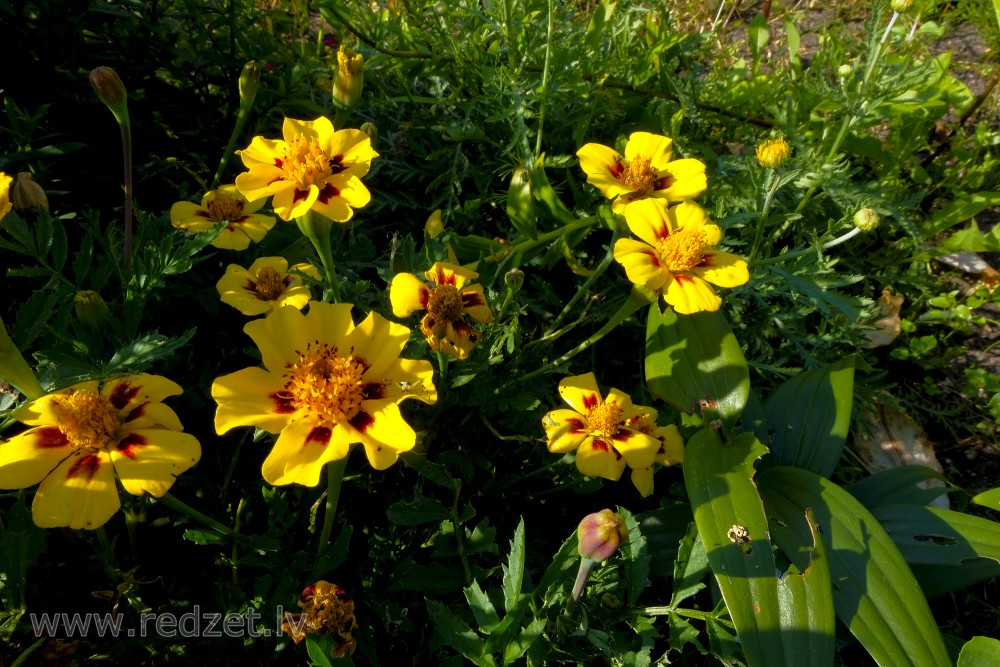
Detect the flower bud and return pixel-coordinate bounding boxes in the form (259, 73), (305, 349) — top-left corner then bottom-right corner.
(755, 137), (791, 170)
(74, 290), (111, 329)
(332, 46), (364, 111)
(11, 172), (49, 213)
(360, 121), (378, 149)
(890, 0), (913, 11)
(89, 66), (130, 127)
(577, 509), (627, 562)
(0, 172), (12, 222)
(853, 208), (880, 232)
(837, 64), (852, 78)
(424, 209), (444, 238)
(239, 61), (260, 108)
(0, 315), (44, 400)
(504, 268), (524, 292)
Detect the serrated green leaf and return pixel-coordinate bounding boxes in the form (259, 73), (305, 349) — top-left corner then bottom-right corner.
(645, 303), (749, 429)
(684, 429), (784, 667)
(501, 518), (525, 613)
(763, 356), (855, 477)
(618, 507), (649, 605)
(769, 267), (862, 320)
(107, 329), (197, 373)
(502, 617), (545, 666)
(848, 465), (951, 508)
(758, 467), (951, 667)
(584, 1), (617, 52)
(464, 580), (501, 633)
(426, 599), (496, 667)
(637, 503), (694, 578)
(670, 523), (709, 606)
(923, 192), (1000, 236)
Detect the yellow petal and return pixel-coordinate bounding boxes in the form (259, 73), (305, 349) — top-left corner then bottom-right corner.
(558, 373), (602, 414)
(345, 310), (410, 377)
(349, 401), (415, 470)
(235, 165), (287, 203)
(621, 198), (672, 246)
(624, 132), (673, 168)
(211, 225), (253, 251)
(121, 402), (184, 431)
(376, 358), (438, 404)
(212, 367), (296, 435)
(283, 117), (334, 145)
(439, 320), (478, 359)
(630, 466), (654, 498)
(576, 143), (631, 200)
(692, 250), (750, 288)
(425, 261), (478, 290)
(262, 418), (353, 487)
(612, 429), (660, 470)
(0, 428), (71, 489)
(239, 136), (286, 168)
(543, 409), (589, 453)
(244, 303), (344, 373)
(328, 128), (378, 179)
(575, 438), (627, 481)
(460, 284), (492, 324)
(15, 385), (96, 425)
(111, 430), (201, 497)
(657, 158), (707, 201)
(32, 449), (120, 529)
(664, 274), (722, 314)
(274, 183), (318, 221)
(672, 201), (711, 234)
(102, 375), (183, 415)
(169, 201), (212, 232)
(614, 238), (671, 292)
(654, 424), (685, 466)
(425, 210), (445, 237)
(389, 273), (430, 317)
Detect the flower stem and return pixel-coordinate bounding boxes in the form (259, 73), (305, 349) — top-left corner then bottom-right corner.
(533, 0), (555, 157)
(749, 170), (783, 262)
(486, 216), (598, 266)
(296, 211), (342, 303)
(210, 98), (253, 191)
(158, 492), (244, 542)
(313, 456), (349, 576)
(450, 480), (472, 584)
(544, 229), (620, 336)
(119, 117), (133, 280)
(436, 351), (450, 402)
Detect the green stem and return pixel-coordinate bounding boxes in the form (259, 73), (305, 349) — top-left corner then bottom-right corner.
(231, 498), (245, 586)
(450, 480), (472, 584)
(211, 100), (254, 191)
(119, 117), (133, 281)
(158, 492), (244, 542)
(634, 606), (736, 627)
(749, 170), (783, 262)
(507, 285), (654, 387)
(534, 0), (555, 157)
(296, 210), (342, 303)
(544, 229), (620, 336)
(313, 456), (349, 576)
(496, 286), (516, 322)
(486, 216), (598, 266)
(436, 351), (450, 402)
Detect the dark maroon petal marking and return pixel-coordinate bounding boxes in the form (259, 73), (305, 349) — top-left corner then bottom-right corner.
(582, 393), (599, 410)
(305, 426), (332, 445)
(591, 439), (609, 452)
(316, 183), (340, 204)
(654, 174), (675, 190)
(67, 454), (101, 481)
(274, 158), (284, 168)
(282, 276), (295, 287)
(109, 381), (140, 410)
(124, 403), (148, 422)
(609, 159), (624, 178)
(354, 356), (371, 373)
(349, 411), (375, 433)
(674, 274), (695, 285)
(565, 418), (585, 433)
(292, 188), (310, 204)
(194, 209), (211, 218)
(611, 429), (630, 443)
(419, 288), (430, 309)
(361, 383), (386, 400)
(461, 292), (485, 308)
(696, 252), (715, 268)
(116, 433), (147, 459)
(328, 155), (345, 174)
(269, 391), (296, 414)
(34, 426), (69, 449)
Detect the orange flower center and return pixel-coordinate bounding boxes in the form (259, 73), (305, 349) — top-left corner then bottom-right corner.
(55, 391), (120, 450)
(626, 411), (656, 435)
(253, 267), (287, 301)
(656, 227), (707, 273)
(587, 400), (623, 439)
(282, 583), (357, 655)
(427, 284), (463, 323)
(283, 344), (366, 424)
(616, 156), (658, 197)
(206, 194), (246, 222)
(284, 135), (334, 191)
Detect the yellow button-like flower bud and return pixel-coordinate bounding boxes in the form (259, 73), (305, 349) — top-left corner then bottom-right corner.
(74, 290), (111, 329)
(853, 208), (881, 232)
(755, 137), (791, 169)
(332, 46), (364, 111)
(890, 0), (914, 11)
(11, 172), (49, 213)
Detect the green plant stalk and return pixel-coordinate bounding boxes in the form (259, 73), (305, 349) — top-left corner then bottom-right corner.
(544, 231), (620, 336)
(314, 456), (349, 575)
(296, 210), (342, 303)
(635, 606), (736, 626)
(231, 497), (245, 586)
(450, 480), (472, 584)
(533, 0), (555, 157)
(508, 285), (654, 386)
(487, 216), (598, 266)
(211, 99), (255, 191)
(120, 117), (133, 280)
(158, 492), (243, 542)
(496, 285), (516, 322)
(750, 171), (782, 261)
(436, 351), (450, 402)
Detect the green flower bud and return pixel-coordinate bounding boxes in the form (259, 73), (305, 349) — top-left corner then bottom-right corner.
(890, 0), (913, 11)
(239, 61), (260, 108)
(332, 46), (364, 111)
(504, 268), (524, 292)
(577, 509), (627, 562)
(360, 121), (377, 149)
(853, 208), (880, 232)
(837, 64), (852, 78)
(74, 290), (111, 329)
(11, 172), (49, 213)
(89, 66), (130, 127)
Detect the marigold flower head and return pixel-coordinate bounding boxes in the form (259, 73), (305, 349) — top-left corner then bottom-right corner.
(216, 257), (320, 316)
(578, 509), (627, 562)
(389, 262), (492, 360)
(613, 200), (748, 314)
(212, 302), (437, 485)
(281, 581), (357, 656)
(170, 185), (276, 251)
(541, 373), (659, 481)
(624, 405), (684, 497)
(0, 172), (12, 222)
(235, 116), (377, 223)
(0, 374), (200, 529)
(11, 172), (49, 213)
(576, 131), (707, 215)
(755, 137), (791, 169)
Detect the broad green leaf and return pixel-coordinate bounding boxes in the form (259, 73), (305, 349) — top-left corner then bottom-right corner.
(784, 17), (801, 72)
(584, 1), (617, 52)
(848, 465), (951, 508)
(971, 487), (1000, 511)
(426, 600), (496, 667)
(763, 356), (855, 477)
(911, 559), (1000, 599)
(922, 192), (1000, 236)
(747, 13), (769, 72)
(958, 636), (1000, 666)
(758, 467), (951, 667)
(502, 617), (545, 666)
(501, 518), (525, 613)
(645, 303), (749, 429)
(464, 580), (501, 633)
(618, 507), (649, 605)
(684, 429), (784, 667)
(669, 523), (709, 606)
(776, 509), (835, 667)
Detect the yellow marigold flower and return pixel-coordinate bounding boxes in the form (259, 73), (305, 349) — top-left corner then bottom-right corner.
(281, 581), (357, 656)
(0, 374), (200, 529)
(613, 199), (749, 314)
(576, 132), (706, 215)
(332, 46), (364, 111)
(170, 185), (276, 251)
(212, 303), (436, 485)
(624, 404), (684, 498)
(0, 172), (12, 221)
(216, 257), (320, 316)
(755, 137), (790, 169)
(389, 262), (492, 360)
(541, 373), (659, 481)
(235, 116), (378, 223)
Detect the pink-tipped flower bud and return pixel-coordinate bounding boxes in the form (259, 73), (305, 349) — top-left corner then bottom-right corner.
(89, 66), (130, 127)
(577, 509), (627, 562)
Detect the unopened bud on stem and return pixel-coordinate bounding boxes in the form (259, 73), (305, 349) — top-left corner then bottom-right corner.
(89, 66), (130, 127)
